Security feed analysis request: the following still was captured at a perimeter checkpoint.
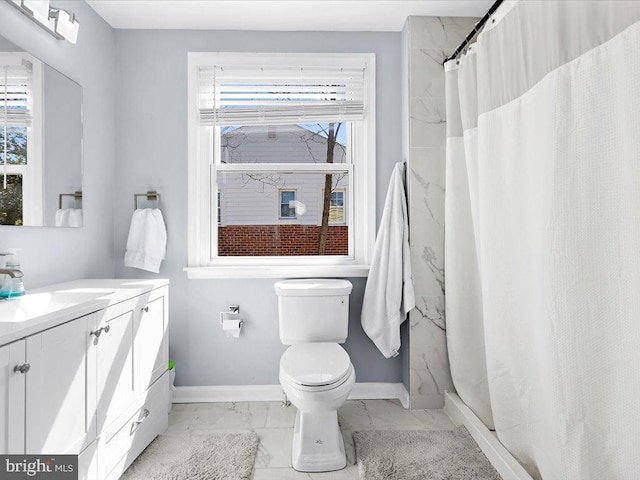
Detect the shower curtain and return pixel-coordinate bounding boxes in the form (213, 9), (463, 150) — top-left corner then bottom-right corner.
(444, 2), (640, 479)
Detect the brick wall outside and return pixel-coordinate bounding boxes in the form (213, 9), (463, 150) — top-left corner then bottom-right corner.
(218, 225), (348, 256)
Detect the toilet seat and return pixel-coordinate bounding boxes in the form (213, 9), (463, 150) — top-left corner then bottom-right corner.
(281, 364), (354, 393)
(280, 343), (352, 390)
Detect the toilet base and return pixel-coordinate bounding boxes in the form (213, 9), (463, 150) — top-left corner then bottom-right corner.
(291, 408), (346, 472)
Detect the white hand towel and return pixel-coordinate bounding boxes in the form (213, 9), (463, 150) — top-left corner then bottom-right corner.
(56, 208), (83, 227)
(55, 209), (71, 227)
(124, 208), (167, 273)
(361, 162), (415, 358)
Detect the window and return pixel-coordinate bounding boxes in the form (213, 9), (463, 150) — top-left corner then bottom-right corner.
(279, 190), (296, 219)
(329, 190), (345, 225)
(187, 53), (375, 278)
(0, 53), (43, 226)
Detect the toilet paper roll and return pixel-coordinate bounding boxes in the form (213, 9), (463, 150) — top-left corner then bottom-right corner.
(222, 319), (242, 338)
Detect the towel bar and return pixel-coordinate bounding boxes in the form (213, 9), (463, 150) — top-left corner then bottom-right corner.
(134, 191), (161, 210)
(58, 191), (83, 209)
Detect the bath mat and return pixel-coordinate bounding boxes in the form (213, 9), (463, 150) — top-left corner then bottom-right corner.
(120, 432), (259, 480)
(353, 426), (501, 480)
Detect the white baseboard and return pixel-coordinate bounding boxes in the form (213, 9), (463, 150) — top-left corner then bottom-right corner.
(350, 383), (409, 408)
(174, 382), (410, 407)
(444, 391), (534, 480)
(174, 384), (285, 403)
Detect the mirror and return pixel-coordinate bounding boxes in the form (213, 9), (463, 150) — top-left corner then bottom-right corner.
(0, 33), (82, 227)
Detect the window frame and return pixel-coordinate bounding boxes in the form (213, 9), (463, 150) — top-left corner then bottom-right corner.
(186, 52), (376, 279)
(278, 188), (297, 220)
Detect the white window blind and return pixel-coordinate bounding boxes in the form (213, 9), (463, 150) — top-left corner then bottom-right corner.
(198, 65), (366, 126)
(0, 57), (33, 128)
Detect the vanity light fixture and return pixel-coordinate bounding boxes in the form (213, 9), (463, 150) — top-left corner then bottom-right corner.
(22, 0), (49, 23)
(49, 8), (79, 44)
(7, 0), (79, 44)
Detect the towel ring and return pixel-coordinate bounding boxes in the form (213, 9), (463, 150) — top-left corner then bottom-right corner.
(58, 191), (83, 209)
(134, 191), (161, 210)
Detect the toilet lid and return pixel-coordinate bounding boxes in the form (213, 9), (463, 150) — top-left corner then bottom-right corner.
(280, 343), (351, 386)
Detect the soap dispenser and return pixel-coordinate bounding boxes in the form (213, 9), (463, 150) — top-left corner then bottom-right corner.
(0, 250), (25, 298)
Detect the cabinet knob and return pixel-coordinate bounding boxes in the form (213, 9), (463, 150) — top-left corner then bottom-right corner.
(14, 363), (30, 374)
(142, 306), (149, 313)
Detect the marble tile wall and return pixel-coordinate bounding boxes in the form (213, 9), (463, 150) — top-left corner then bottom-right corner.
(404, 16), (478, 409)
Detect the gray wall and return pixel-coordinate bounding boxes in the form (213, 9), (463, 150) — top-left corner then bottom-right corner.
(0, 34), (19, 51)
(0, 1), (115, 285)
(114, 30), (404, 386)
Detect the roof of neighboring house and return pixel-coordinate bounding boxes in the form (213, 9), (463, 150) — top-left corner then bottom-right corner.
(220, 124), (347, 164)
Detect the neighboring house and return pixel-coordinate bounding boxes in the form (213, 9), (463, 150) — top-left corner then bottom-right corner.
(217, 124), (349, 256)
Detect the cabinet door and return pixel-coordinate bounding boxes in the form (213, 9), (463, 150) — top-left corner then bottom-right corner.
(0, 340), (26, 454)
(135, 287), (168, 393)
(95, 298), (136, 433)
(25, 313), (97, 454)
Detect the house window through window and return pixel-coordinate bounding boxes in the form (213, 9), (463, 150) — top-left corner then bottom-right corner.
(329, 190), (345, 224)
(279, 190), (296, 219)
(187, 53), (376, 277)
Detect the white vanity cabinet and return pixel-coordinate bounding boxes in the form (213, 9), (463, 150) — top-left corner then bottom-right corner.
(97, 286), (169, 480)
(0, 279), (169, 480)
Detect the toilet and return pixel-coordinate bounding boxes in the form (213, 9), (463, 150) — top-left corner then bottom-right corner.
(274, 279), (355, 472)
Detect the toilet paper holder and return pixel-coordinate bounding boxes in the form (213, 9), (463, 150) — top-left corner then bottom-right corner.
(220, 305), (244, 330)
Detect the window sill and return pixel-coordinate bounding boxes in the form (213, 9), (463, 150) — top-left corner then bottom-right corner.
(184, 264), (370, 279)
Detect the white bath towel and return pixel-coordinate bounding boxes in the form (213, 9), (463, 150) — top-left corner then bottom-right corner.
(124, 208), (167, 273)
(55, 208), (83, 227)
(361, 162), (415, 358)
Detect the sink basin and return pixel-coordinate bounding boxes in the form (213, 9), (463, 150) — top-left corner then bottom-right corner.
(0, 290), (114, 322)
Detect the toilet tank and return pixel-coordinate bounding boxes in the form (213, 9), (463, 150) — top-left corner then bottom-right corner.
(274, 279), (353, 345)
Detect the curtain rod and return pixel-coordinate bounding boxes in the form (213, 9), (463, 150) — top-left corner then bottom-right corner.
(442, 0), (504, 65)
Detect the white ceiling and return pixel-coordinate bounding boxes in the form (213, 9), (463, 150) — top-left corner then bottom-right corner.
(86, 1), (491, 32)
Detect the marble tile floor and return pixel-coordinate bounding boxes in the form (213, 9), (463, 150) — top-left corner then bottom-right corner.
(165, 399), (457, 480)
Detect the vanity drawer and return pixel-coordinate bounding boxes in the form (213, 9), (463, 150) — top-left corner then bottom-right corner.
(101, 372), (169, 480)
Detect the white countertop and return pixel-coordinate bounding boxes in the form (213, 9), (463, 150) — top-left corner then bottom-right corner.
(0, 278), (169, 347)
